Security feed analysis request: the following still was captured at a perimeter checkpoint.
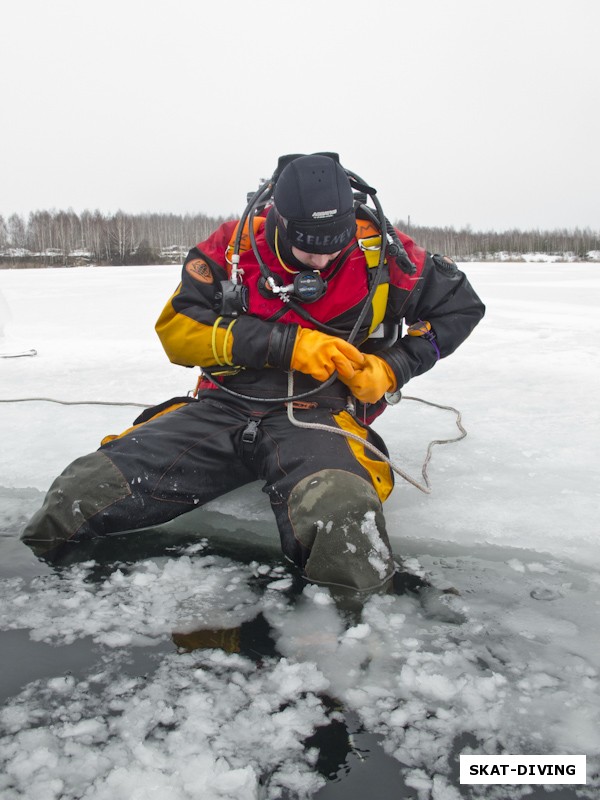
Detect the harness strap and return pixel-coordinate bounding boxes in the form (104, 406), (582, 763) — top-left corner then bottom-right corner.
(225, 216), (266, 270)
(358, 232), (390, 334)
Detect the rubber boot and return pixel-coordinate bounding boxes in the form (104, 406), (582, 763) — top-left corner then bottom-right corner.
(288, 469), (395, 592)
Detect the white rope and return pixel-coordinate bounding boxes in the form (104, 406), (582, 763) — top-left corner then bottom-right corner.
(402, 395), (467, 489)
(0, 397), (150, 408)
(285, 373), (466, 494)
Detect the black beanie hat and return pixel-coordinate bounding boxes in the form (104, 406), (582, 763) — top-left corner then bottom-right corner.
(272, 155), (356, 254)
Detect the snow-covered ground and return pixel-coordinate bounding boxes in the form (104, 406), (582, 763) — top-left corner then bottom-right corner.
(0, 263), (598, 799)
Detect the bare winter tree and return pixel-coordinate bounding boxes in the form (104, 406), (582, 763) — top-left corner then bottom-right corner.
(7, 214), (27, 250)
(109, 211), (137, 264)
(0, 215), (8, 250)
(50, 210), (81, 264)
(80, 210), (107, 263)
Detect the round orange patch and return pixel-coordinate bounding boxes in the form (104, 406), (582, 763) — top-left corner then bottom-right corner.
(185, 259), (213, 284)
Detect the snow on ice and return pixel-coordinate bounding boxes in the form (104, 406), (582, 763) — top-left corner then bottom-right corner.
(0, 263), (599, 799)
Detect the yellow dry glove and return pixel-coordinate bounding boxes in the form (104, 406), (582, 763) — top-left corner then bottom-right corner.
(339, 354), (397, 404)
(290, 328), (365, 382)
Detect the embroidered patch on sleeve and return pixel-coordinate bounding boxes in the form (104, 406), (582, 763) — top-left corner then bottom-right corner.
(432, 253), (458, 275)
(185, 259), (214, 284)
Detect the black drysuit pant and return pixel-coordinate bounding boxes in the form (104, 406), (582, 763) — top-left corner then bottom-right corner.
(21, 382), (396, 590)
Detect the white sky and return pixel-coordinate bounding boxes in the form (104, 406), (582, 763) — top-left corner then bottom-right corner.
(1, 0), (598, 232)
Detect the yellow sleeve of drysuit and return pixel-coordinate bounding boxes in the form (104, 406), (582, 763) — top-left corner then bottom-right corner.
(155, 284), (235, 368)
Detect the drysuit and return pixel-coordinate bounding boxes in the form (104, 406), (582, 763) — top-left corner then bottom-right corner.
(22, 210), (485, 592)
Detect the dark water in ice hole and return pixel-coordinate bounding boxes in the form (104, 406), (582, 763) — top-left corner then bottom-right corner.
(0, 525), (583, 800)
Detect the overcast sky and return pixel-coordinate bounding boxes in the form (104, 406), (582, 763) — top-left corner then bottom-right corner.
(1, 0), (598, 232)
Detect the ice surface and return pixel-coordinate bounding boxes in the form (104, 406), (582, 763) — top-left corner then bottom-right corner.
(1, 263), (599, 798)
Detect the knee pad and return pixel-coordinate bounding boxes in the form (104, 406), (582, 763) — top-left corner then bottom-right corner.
(288, 469), (395, 592)
(21, 451), (131, 555)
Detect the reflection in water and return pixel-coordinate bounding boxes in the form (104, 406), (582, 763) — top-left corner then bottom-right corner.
(172, 612), (277, 663)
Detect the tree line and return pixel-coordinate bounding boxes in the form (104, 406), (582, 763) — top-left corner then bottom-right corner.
(396, 221), (600, 261)
(0, 209), (598, 267)
(0, 210), (235, 267)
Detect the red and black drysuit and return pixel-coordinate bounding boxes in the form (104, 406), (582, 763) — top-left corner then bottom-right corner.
(21, 211), (485, 590)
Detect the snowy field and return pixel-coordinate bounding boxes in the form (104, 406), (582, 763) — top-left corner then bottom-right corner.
(0, 262), (599, 799)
